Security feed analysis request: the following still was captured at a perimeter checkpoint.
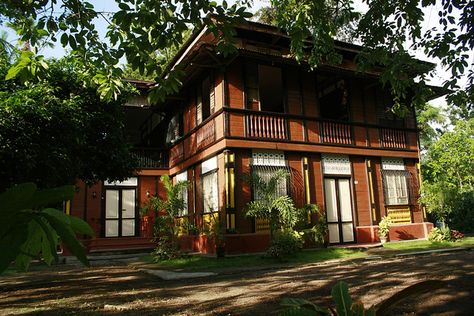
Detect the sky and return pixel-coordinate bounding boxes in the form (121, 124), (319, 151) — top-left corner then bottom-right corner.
(2, 0), (470, 108)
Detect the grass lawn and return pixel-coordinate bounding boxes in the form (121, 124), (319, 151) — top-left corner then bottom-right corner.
(382, 236), (474, 252)
(140, 248), (366, 271)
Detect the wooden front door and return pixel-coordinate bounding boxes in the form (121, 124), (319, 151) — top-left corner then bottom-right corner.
(324, 178), (355, 244)
(105, 188), (137, 237)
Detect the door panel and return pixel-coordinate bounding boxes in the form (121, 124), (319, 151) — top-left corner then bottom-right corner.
(122, 219), (135, 236)
(324, 179), (338, 222)
(325, 178), (355, 244)
(342, 223), (355, 242)
(328, 224), (340, 243)
(104, 188), (137, 237)
(122, 190), (135, 219)
(338, 179), (352, 221)
(105, 220), (119, 237)
(105, 190), (119, 219)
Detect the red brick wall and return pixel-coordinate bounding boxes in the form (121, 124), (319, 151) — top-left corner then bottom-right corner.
(286, 68), (302, 115)
(227, 59), (244, 108)
(233, 149), (254, 233)
(352, 157), (371, 226)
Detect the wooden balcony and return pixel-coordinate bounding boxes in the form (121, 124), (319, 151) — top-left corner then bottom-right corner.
(245, 112), (288, 140)
(226, 108), (417, 153)
(131, 147), (168, 169)
(380, 128), (407, 149)
(320, 121), (353, 145)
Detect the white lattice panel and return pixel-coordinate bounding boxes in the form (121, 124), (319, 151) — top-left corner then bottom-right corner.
(322, 154), (351, 175)
(382, 157), (405, 170)
(252, 150), (286, 166)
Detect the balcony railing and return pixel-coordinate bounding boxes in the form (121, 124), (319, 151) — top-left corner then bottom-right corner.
(131, 147), (168, 169)
(245, 112), (288, 139)
(380, 128), (407, 148)
(196, 119), (215, 149)
(320, 121), (353, 145)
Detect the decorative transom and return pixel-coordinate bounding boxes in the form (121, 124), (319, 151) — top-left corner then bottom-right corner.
(104, 177), (138, 186)
(382, 157), (405, 170)
(252, 150), (286, 166)
(322, 154), (351, 175)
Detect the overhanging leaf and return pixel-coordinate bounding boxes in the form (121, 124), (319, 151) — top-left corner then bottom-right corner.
(41, 213), (89, 267)
(332, 281), (353, 316)
(0, 183), (36, 216)
(30, 185), (75, 209)
(69, 216), (95, 237)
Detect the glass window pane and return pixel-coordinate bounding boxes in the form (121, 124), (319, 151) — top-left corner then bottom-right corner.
(122, 219), (135, 237)
(105, 220), (118, 237)
(105, 190), (119, 219)
(324, 179), (338, 222)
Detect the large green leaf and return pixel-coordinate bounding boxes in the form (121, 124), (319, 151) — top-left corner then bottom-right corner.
(41, 212), (89, 267)
(15, 220), (44, 271)
(0, 183), (36, 217)
(42, 208), (71, 225)
(30, 185), (75, 209)
(332, 281), (353, 316)
(280, 298), (330, 315)
(279, 306), (319, 316)
(0, 221), (29, 274)
(33, 215), (59, 265)
(69, 215), (94, 237)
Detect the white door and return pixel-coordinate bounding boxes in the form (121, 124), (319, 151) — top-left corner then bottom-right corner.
(324, 178), (355, 243)
(105, 189), (137, 237)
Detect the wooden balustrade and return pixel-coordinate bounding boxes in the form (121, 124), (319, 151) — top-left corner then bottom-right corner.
(196, 119), (215, 149)
(245, 113), (288, 139)
(380, 128), (407, 148)
(320, 121), (353, 144)
(131, 147), (168, 169)
(169, 142), (184, 165)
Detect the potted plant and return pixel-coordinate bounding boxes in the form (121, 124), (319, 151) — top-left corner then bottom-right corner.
(205, 212), (226, 257)
(378, 216), (392, 244)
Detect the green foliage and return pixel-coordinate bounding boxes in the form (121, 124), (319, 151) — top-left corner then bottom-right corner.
(428, 227), (463, 243)
(280, 280), (444, 316)
(428, 227), (452, 243)
(0, 52), (136, 190)
(416, 103), (446, 152)
(266, 230), (304, 259)
(421, 119), (474, 231)
(0, 183), (94, 274)
(297, 204), (328, 246)
(142, 175), (188, 261)
(245, 169), (297, 239)
(378, 216), (392, 239)
(0, 0), (253, 103)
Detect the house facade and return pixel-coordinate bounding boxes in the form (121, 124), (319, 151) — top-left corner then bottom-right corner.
(70, 21), (436, 254)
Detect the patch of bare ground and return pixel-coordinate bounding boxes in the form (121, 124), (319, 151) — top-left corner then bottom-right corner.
(1, 251), (473, 315)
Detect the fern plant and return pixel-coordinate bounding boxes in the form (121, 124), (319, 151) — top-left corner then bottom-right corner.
(245, 169), (297, 240)
(141, 175), (188, 260)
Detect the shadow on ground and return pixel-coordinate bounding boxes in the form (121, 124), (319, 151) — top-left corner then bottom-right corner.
(1, 251), (474, 315)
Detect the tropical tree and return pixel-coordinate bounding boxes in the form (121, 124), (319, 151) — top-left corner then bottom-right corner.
(421, 119), (474, 231)
(416, 103), (447, 152)
(0, 1), (473, 114)
(141, 175), (188, 260)
(0, 47), (136, 191)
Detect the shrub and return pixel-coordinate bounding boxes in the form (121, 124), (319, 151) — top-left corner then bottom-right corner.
(378, 216), (392, 239)
(265, 230), (303, 259)
(428, 227), (452, 242)
(152, 236), (182, 261)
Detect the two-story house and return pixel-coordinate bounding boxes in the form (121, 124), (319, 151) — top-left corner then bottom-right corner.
(70, 20), (441, 254)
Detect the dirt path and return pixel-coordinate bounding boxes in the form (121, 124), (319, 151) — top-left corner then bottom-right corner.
(1, 251), (474, 315)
